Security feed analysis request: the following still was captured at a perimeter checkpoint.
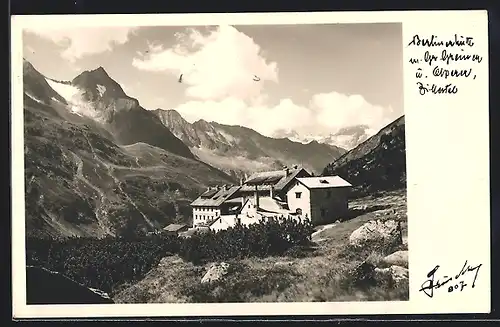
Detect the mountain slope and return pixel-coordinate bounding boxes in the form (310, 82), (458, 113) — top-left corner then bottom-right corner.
(43, 65), (195, 159)
(154, 109), (347, 179)
(23, 61), (235, 239)
(322, 116), (406, 197)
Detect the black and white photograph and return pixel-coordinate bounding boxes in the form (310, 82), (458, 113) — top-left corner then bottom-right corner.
(21, 21), (408, 305)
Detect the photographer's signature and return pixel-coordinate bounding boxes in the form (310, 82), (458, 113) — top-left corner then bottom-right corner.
(419, 260), (482, 298)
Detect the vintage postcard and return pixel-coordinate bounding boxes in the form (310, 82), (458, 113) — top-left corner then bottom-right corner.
(11, 10), (490, 319)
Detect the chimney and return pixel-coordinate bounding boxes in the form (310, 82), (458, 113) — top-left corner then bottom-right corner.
(270, 185), (274, 198)
(254, 184), (260, 209)
(283, 166), (290, 176)
(239, 178), (243, 186)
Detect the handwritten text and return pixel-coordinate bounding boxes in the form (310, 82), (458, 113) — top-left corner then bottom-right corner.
(407, 34), (483, 96)
(419, 260), (482, 298)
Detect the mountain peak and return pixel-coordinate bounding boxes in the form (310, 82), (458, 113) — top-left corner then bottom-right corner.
(72, 66), (127, 99)
(91, 66), (109, 76)
(73, 66), (113, 84)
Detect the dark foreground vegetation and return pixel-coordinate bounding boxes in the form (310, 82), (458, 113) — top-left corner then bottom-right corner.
(26, 218), (315, 296)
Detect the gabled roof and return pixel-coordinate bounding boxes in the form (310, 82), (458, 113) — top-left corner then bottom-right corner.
(240, 167), (310, 192)
(296, 176), (352, 189)
(191, 185), (241, 207)
(245, 170), (285, 185)
(163, 223), (187, 232)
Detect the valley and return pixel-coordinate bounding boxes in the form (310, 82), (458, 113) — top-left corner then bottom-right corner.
(22, 58), (408, 304)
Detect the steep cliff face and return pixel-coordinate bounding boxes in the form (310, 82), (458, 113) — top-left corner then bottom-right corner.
(322, 116), (406, 197)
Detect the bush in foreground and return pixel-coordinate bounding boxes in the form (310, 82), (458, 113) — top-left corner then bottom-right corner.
(179, 217), (315, 264)
(26, 217), (315, 294)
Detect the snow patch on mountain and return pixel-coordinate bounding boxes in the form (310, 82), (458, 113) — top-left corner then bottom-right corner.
(45, 78), (106, 122)
(26, 92), (45, 104)
(216, 130), (237, 144)
(45, 78), (80, 103)
(96, 84), (106, 97)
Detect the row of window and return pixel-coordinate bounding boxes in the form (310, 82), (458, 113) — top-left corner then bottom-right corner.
(194, 214), (219, 220)
(196, 207), (217, 212)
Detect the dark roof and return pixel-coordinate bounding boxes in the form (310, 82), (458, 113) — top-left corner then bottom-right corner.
(245, 171), (285, 185)
(241, 167), (310, 192)
(163, 223), (187, 232)
(200, 189), (218, 198)
(191, 185), (241, 207)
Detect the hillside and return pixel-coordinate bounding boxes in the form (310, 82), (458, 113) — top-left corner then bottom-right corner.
(154, 109), (347, 179)
(23, 61), (235, 239)
(322, 116), (406, 197)
(112, 190), (408, 303)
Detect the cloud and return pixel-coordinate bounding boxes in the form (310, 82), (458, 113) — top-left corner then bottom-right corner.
(24, 26), (138, 62)
(132, 25), (279, 101)
(310, 92), (393, 132)
(176, 92), (394, 138)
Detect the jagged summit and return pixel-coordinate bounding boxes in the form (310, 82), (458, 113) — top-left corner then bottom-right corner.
(71, 66), (127, 100)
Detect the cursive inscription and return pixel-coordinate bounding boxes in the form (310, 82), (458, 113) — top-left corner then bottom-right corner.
(419, 260), (482, 298)
(407, 34), (484, 95)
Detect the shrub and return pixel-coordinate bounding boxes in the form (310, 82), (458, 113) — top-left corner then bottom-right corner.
(26, 217), (315, 295)
(179, 217), (314, 264)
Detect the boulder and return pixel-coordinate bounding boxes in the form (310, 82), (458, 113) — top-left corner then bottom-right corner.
(201, 262), (230, 284)
(382, 250), (408, 268)
(349, 219), (403, 249)
(374, 265), (409, 285)
(26, 266), (114, 304)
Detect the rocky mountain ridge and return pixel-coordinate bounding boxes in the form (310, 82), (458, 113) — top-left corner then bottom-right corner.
(154, 108), (347, 179)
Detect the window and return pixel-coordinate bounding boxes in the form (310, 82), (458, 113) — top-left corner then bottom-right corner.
(296, 208), (302, 215)
(320, 208), (326, 217)
(295, 192), (302, 199)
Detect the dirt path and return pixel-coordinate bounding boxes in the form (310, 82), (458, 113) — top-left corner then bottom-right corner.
(69, 150), (113, 235)
(82, 133), (156, 229)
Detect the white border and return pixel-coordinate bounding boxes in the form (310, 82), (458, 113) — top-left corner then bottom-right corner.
(11, 10), (490, 318)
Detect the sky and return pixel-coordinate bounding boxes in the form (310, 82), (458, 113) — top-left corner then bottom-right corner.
(22, 23), (403, 138)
